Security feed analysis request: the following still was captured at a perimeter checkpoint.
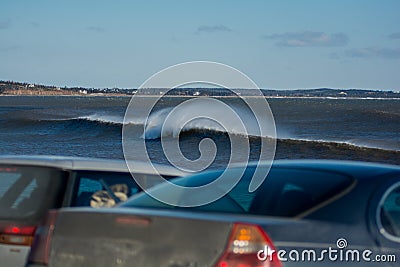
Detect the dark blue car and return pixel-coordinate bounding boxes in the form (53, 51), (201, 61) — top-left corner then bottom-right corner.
(28, 160), (400, 266)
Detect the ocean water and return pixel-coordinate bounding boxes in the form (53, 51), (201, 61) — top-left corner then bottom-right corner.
(0, 95), (399, 167)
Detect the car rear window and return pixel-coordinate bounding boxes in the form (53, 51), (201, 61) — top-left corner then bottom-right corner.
(0, 165), (67, 221)
(122, 166), (354, 218)
(72, 171), (172, 208)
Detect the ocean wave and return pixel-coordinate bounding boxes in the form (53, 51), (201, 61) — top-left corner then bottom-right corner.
(277, 137), (400, 153)
(35, 114), (144, 125)
(139, 102), (270, 140)
(2, 111), (398, 153)
(77, 114), (129, 125)
(141, 107), (235, 139)
(274, 138), (400, 165)
(175, 131), (400, 153)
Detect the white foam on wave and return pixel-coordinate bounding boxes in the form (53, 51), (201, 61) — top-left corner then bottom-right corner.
(141, 102), (267, 140)
(77, 114), (144, 125)
(142, 109), (227, 139)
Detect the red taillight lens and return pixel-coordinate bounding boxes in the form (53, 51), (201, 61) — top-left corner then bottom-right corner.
(214, 223), (282, 267)
(27, 210), (58, 265)
(0, 225), (37, 246)
(4, 226), (36, 235)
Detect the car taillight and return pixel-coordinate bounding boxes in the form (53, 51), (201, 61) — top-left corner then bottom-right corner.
(27, 210), (58, 265)
(0, 225), (36, 246)
(214, 223), (282, 267)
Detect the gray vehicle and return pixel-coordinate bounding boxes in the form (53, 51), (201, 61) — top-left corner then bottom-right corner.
(27, 160), (400, 267)
(0, 155), (186, 267)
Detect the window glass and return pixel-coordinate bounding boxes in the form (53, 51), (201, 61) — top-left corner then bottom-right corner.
(73, 171), (141, 208)
(12, 179), (37, 209)
(0, 165), (66, 220)
(227, 180), (254, 211)
(236, 169), (353, 217)
(0, 171), (21, 198)
(212, 168), (353, 217)
(122, 167), (353, 218)
(379, 182), (400, 240)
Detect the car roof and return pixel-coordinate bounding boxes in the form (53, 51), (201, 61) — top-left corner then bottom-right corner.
(268, 159), (400, 178)
(0, 155), (188, 176)
(189, 159), (400, 182)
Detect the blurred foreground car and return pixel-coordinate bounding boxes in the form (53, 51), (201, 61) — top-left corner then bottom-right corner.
(27, 160), (400, 267)
(0, 155), (186, 267)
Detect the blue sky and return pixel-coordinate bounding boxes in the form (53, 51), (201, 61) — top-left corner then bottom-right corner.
(1, 0), (399, 90)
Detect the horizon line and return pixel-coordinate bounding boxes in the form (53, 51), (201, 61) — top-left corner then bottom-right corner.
(1, 80), (399, 93)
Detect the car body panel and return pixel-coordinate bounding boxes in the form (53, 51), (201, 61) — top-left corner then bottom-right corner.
(0, 244), (30, 267)
(50, 208), (232, 267)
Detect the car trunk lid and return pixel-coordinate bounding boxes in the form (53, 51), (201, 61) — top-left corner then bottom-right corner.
(50, 208), (232, 267)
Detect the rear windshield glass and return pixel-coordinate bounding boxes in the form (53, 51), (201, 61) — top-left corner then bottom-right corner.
(72, 171), (176, 208)
(72, 171), (141, 208)
(122, 167), (353, 218)
(0, 165), (66, 220)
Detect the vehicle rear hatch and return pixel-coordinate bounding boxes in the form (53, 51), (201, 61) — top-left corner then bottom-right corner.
(49, 208), (231, 266)
(0, 165), (67, 265)
(46, 208), (286, 267)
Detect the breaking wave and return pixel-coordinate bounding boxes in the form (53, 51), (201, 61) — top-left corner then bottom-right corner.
(3, 110), (399, 152)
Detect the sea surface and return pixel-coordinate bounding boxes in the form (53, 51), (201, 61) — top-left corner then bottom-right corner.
(0, 95), (399, 168)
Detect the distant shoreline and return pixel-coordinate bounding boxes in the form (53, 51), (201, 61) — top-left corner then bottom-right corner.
(1, 80), (400, 98)
(1, 94), (400, 100)
(0, 92), (130, 97)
